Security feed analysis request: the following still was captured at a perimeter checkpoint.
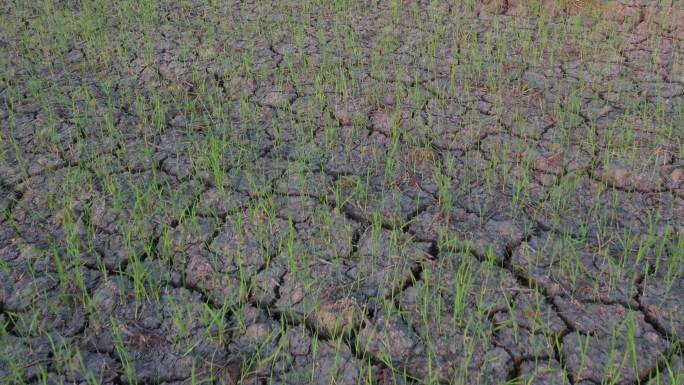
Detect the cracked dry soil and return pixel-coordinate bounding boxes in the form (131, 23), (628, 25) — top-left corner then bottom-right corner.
(1, 1), (683, 384)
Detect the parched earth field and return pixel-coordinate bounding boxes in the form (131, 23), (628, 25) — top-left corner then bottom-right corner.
(1, 1), (683, 384)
